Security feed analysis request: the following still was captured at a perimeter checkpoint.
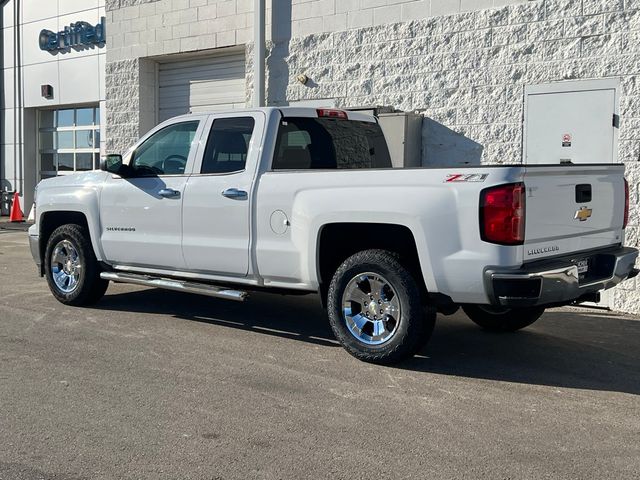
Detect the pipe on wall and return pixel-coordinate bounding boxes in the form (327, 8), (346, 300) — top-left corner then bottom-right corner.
(0, 0), (5, 196)
(253, 0), (265, 107)
(15, 0), (22, 194)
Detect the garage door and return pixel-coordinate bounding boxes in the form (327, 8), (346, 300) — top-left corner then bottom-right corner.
(158, 51), (246, 122)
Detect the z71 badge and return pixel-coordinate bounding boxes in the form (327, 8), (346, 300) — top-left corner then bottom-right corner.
(444, 173), (489, 183)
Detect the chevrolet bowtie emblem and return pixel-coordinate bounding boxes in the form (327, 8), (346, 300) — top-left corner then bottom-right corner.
(575, 206), (593, 222)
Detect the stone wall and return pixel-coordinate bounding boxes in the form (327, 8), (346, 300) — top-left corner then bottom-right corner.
(275, 1), (639, 165)
(105, 57), (157, 154)
(106, 59), (140, 154)
(105, 0), (531, 62)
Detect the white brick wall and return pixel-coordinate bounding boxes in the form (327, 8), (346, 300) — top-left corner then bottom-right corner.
(105, 59), (142, 154)
(106, 0), (533, 62)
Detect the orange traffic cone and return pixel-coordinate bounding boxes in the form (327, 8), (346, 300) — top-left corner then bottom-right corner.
(9, 192), (24, 222)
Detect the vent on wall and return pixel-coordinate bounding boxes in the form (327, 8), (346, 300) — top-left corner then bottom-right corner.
(41, 84), (53, 99)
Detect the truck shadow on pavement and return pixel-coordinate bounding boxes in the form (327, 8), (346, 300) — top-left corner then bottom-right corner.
(97, 288), (339, 348)
(408, 309), (640, 396)
(95, 288), (640, 395)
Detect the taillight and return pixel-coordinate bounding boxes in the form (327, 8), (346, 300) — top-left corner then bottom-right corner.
(316, 108), (348, 119)
(480, 183), (526, 245)
(624, 178), (629, 229)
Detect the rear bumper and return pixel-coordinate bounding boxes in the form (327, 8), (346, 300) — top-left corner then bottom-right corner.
(484, 246), (639, 307)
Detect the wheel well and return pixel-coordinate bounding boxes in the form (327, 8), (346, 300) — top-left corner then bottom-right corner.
(317, 223), (427, 305)
(39, 211), (90, 274)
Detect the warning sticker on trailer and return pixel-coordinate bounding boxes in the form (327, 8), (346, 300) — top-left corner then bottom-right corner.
(562, 133), (572, 147)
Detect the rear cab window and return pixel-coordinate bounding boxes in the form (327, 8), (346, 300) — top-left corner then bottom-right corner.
(272, 117), (392, 170)
(200, 117), (255, 174)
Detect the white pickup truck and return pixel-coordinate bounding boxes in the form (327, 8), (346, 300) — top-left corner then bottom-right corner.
(29, 107), (638, 364)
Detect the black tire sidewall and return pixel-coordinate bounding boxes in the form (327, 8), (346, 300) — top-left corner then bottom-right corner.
(327, 250), (433, 364)
(44, 224), (103, 306)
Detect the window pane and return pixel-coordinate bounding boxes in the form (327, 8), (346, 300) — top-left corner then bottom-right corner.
(286, 130), (311, 147)
(39, 132), (53, 150)
(39, 106), (101, 178)
(201, 117), (255, 174)
(56, 109), (74, 127)
(40, 153), (54, 171)
(40, 110), (54, 128)
(75, 130), (94, 149)
(56, 131), (74, 149)
(95, 107), (101, 124)
(76, 108), (94, 126)
(131, 121), (199, 176)
(57, 153), (74, 171)
(272, 118), (392, 170)
(94, 153), (100, 169)
(76, 153), (93, 171)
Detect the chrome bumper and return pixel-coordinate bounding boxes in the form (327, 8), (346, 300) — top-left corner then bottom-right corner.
(28, 224), (41, 274)
(485, 246), (639, 307)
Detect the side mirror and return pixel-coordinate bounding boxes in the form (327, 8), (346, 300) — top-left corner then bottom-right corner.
(100, 154), (123, 175)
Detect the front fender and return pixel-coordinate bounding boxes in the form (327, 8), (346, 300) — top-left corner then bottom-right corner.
(35, 177), (107, 262)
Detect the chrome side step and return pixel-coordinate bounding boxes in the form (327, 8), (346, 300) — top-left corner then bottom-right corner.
(100, 271), (247, 302)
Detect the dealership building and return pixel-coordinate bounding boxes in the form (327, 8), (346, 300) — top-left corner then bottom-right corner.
(1, 0), (105, 212)
(2, 0), (640, 312)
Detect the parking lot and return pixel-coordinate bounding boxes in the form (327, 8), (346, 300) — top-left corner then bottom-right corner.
(0, 229), (639, 479)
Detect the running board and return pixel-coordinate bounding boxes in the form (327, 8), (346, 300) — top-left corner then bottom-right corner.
(100, 272), (247, 302)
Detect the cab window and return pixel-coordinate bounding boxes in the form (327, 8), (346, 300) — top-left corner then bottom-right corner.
(130, 121), (199, 176)
(272, 117), (391, 170)
(200, 117), (255, 174)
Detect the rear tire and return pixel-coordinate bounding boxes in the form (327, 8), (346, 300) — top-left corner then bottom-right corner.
(44, 224), (108, 306)
(462, 305), (545, 332)
(327, 249), (436, 364)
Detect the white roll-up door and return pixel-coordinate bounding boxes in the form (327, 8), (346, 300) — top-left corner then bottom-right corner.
(158, 51), (246, 122)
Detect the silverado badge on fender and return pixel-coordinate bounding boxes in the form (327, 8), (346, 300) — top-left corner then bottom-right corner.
(574, 207), (593, 222)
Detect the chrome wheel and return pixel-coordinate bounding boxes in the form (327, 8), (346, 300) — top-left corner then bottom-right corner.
(341, 272), (401, 345)
(50, 240), (82, 294)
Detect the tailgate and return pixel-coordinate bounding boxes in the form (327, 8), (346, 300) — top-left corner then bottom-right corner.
(523, 164), (626, 262)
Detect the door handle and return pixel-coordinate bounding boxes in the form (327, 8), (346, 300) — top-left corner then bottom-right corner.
(222, 188), (248, 200)
(158, 188), (181, 199)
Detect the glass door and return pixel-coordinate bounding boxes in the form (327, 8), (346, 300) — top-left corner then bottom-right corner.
(38, 106), (101, 180)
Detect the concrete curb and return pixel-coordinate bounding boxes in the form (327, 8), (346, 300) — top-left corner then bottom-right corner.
(0, 220), (32, 232)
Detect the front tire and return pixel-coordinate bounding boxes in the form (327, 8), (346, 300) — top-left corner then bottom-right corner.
(327, 249), (436, 364)
(462, 305), (545, 332)
(44, 224), (108, 306)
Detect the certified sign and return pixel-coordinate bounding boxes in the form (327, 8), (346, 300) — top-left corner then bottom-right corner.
(562, 133), (572, 147)
(39, 17), (106, 52)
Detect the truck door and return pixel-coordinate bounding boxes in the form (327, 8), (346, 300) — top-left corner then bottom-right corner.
(181, 112), (265, 276)
(99, 117), (206, 269)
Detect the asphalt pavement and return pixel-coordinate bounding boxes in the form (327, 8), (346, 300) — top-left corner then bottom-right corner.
(0, 230), (639, 479)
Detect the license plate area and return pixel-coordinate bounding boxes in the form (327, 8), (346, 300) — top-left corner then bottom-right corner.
(576, 259), (590, 282)
(573, 254), (615, 284)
